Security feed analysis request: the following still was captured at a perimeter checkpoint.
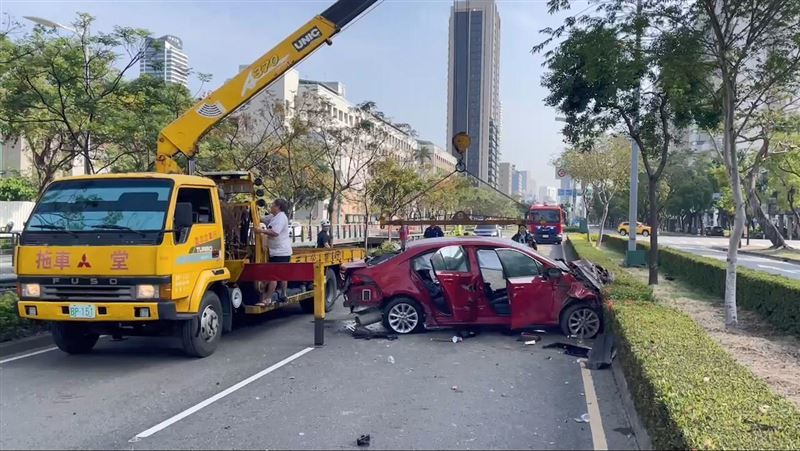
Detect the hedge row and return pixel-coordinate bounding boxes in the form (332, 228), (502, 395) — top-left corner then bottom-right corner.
(0, 292), (44, 342)
(568, 234), (800, 449)
(602, 234), (800, 337)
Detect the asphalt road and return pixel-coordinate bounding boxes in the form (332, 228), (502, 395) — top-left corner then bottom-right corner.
(656, 236), (800, 280)
(0, 244), (640, 450)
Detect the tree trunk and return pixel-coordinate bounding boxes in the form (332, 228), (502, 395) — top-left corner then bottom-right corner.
(745, 170), (786, 248)
(647, 176), (659, 285)
(722, 85), (742, 329)
(597, 202), (610, 248)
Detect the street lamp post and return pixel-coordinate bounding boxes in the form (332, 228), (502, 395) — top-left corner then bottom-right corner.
(24, 16), (92, 176)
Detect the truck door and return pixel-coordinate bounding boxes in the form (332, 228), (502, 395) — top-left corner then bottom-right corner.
(170, 187), (224, 299)
(495, 248), (556, 329)
(431, 245), (479, 322)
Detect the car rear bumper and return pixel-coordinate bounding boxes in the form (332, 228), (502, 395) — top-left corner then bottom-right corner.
(535, 234), (562, 244)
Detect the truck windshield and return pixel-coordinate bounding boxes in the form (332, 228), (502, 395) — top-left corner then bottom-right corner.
(529, 210), (561, 223)
(22, 179), (173, 245)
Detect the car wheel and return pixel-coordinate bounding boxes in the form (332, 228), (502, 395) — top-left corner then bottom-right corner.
(560, 303), (601, 339)
(642, 230), (650, 237)
(619, 230), (627, 236)
(383, 298), (425, 334)
(181, 291), (222, 358)
(51, 323), (99, 354)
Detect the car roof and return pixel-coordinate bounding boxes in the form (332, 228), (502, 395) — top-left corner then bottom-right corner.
(405, 237), (559, 266)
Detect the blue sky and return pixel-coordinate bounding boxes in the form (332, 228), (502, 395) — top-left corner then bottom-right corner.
(2, 0), (576, 188)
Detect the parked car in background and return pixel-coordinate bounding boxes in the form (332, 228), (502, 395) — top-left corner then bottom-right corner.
(705, 226), (725, 236)
(618, 221), (651, 237)
(473, 224), (502, 237)
(341, 237), (607, 338)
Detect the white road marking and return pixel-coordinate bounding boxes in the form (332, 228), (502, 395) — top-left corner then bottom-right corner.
(0, 346), (58, 364)
(131, 347), (314, 441)
(580, 363), (608, 450)
(757, 264), (800, 274)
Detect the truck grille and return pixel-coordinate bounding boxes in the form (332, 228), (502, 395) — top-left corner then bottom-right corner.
(40, 285), (136, 301)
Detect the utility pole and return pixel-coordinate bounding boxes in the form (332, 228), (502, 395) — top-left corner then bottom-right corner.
(624, 0), (646, 266)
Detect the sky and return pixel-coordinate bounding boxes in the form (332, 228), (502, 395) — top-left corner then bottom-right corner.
(1, 0), (577, 188)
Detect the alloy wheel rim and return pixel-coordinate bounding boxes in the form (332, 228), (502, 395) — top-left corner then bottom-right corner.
(388, 303), (419, 333)
(569, 308), (599, 337)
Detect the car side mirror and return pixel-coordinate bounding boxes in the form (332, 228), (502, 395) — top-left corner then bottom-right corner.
(546, 267), (563, 279)
(174, 202), (193, 229)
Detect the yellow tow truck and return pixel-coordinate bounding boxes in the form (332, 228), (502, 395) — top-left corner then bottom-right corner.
(15, 0), (379, 357)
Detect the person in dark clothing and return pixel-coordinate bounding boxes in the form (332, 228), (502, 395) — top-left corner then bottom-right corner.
(317, 219), (332, 248)
(423, 221), (445, 238)
(511, 224), (538, 250)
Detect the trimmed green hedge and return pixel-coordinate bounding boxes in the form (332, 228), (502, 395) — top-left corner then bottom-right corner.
(602, 234), (800, 338)
(568, 234), (800, 449)
(0, 292), (44, 342)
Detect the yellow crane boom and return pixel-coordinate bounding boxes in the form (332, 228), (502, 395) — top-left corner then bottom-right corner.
(155, 0), (379, 174)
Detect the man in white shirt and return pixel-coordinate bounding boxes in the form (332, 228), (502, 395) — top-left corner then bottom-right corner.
(255, 198), (292, 305)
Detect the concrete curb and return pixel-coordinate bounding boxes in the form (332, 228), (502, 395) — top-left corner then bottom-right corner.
(0, 332), (53, 358)
(611, 358), (652, 450)
(712, 247), (800, 265)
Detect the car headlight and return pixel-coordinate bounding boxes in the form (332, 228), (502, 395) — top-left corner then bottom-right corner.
(20, 283), (40, 298)
(136, 284), (158, 299)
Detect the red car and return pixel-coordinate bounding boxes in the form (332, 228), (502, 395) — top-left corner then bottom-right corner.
(341, 237), (606, 337)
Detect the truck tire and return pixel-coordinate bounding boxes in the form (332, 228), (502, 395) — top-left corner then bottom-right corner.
(181, 291), (222, 358)
(51, 323), (99, 354)
(300, 268), (338, 314)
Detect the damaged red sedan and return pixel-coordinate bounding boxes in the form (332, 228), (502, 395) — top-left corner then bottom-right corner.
(341, 237), (606, 337)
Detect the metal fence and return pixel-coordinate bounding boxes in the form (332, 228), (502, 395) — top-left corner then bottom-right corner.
(0, 232), (19, 292)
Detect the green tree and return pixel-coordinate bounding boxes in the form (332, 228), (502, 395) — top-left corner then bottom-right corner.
(0, 13), (150, 179)
(664, 151), (715, 233)
(536, 0), (717, 285)
(100, 75), (197, 172)
(559, 135), (630, 247)
(0, 174), (36, 201)
(695, 0), (800, 327)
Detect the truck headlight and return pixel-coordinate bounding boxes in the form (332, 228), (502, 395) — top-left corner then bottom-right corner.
(136, 284), (158, 299)
(21, 283), (40, 298)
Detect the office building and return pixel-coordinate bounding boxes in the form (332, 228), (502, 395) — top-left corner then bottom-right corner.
(498, 162), (513, 195)
(140, 35), (189, 87)
(417, 140), (458, 174)
(447, 0), (501, 186)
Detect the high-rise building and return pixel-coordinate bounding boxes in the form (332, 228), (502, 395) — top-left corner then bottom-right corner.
(140, 35), (189, 87)
(498, 162), (513, 195)
(512, 169), (528, 196)
(447, 0), (501, 187)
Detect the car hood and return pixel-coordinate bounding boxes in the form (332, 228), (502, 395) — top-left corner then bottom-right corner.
(567, 259), (613, 291)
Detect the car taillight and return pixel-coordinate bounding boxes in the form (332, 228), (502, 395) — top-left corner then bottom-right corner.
(351, 274), (374, 286)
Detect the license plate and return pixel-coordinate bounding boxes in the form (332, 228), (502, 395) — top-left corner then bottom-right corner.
(69, 305), (96, 319)
(542, 234), (549, 238)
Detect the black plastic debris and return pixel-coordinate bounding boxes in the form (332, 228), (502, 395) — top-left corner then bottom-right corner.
(587, 334), (616, 369)
(543, 342), (592, 358)
(357, 434), (371, 447)
(351, 324), (398, 341)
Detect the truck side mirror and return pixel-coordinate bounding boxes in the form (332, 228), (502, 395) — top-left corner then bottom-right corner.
(174, 202), (194, 229)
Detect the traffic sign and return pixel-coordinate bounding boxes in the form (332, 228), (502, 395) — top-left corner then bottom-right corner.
(558, 189), (574, 196)
(557, 168), (567, 178)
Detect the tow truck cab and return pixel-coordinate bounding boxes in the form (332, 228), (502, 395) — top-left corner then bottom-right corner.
(15, 173), (244, 356)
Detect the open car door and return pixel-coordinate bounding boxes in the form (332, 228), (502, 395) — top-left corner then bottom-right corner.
(431, 245), (479, 322)
(495, 248), (556, 329)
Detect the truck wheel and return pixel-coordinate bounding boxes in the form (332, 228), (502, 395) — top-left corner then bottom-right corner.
(51, 323), (99, 354)
(300, 268), (338, 314)
(181, 291), (222, 358)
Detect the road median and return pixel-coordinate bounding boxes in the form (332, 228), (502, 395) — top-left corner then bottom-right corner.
(601, 234), (800, 338)
(568, 234), (800, 450)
